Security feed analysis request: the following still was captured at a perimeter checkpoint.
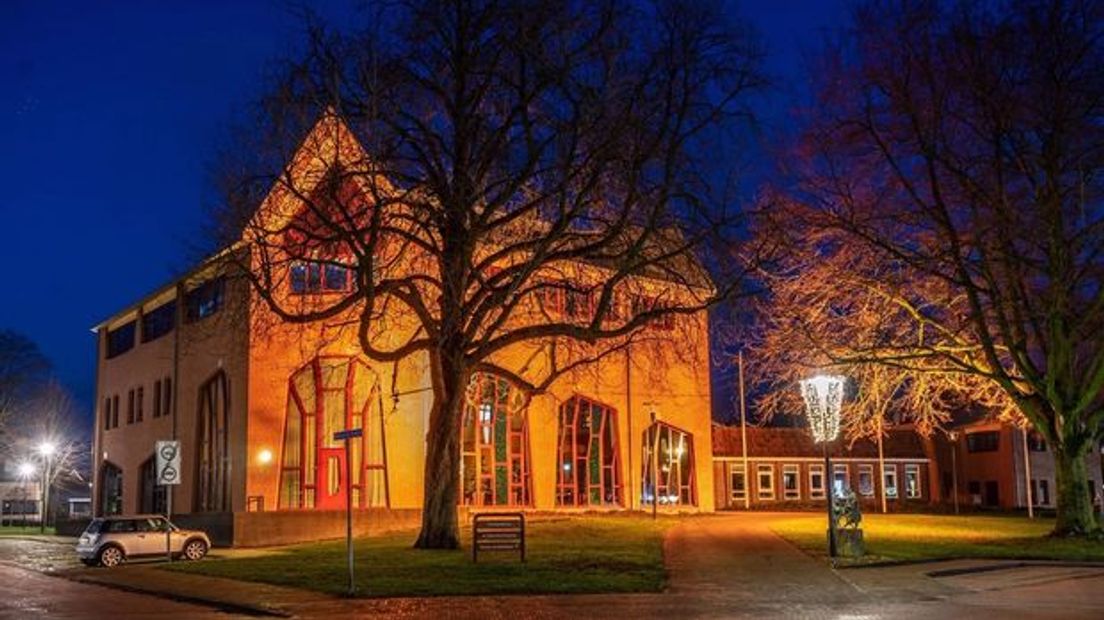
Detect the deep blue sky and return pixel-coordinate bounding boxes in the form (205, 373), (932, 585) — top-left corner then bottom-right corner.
(0, 1), (849, 424)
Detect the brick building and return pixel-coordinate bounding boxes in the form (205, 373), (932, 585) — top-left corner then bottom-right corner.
(711, 425), (935, 510)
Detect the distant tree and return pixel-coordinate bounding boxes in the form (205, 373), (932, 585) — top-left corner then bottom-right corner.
(0, 329), (51, 451)
(211, 0), (765, 548)
(758, 0), (1104, 535)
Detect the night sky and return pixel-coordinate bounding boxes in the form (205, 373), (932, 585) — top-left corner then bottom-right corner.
(0, 1), (849, 427)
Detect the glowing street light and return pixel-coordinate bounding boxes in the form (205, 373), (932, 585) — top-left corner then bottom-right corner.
(35, 439), (59, 534)
(800, 374), (847, 560)
(37, 442), (57, 457)
(17, 462), (36, 478)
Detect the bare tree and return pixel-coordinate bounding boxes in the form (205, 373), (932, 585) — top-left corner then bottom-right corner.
(0, 330), (51, 451)
(211, 0), (764, 548)
(761, 0), (1104, 535)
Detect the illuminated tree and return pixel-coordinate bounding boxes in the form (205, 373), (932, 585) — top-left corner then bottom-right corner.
(760, 0), (1104, 535)
(212, 0), (764, 548)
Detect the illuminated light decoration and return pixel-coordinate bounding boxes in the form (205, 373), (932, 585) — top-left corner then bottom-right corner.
(799, 375), (846, 443)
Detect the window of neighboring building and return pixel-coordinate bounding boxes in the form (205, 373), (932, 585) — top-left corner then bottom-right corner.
(642, 422), (697, 506)
(782, 464), (800, 500)
(126, 389), (135, 425)
(809, 464), (826, 499)
(136, 386), (144, 423)
(111, 395), (119, 428)
(884, 465), (899, 499)
(730, 468), (747, 502)
(103, 397), (112, 431)
(757, 464), (775, 500)
(966, 431), (1000, 453)
(1027, 431), (1047, 452)
(905, 463), (922, 498)
(141, 300), (176, 343)
(858, 464), (875, 497)
(106, 321), (136, 359)
(290, 261), (352, 294)
(153, 380), (161, 418)
(185, 277), (224, 322)
(556, 396), (622, 507)
(833, 464), (849, 496)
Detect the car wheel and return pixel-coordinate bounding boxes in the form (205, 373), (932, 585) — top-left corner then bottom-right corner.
(98, 546), (125, 568)
(183, 539), (208, 561)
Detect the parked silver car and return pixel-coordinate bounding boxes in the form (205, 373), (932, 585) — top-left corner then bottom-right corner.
(75, 515), (210, 567)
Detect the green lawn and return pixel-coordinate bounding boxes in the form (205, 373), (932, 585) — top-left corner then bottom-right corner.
(771, 513), (1104, 565)
(163, 515), (673, 597)
(0, 525), (54, 536)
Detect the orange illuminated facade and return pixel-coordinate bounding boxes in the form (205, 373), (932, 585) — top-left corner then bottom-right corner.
(91, 114), (715, 545)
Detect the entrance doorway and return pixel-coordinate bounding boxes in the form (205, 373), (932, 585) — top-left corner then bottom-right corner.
(317, 448), (346, 510)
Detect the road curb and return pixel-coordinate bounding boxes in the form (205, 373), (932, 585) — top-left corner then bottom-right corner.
(927, 560), (1104, 578)
(51, 571), (292, 617)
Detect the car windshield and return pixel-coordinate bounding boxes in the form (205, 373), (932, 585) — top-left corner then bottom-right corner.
(83, 519), (104, 535)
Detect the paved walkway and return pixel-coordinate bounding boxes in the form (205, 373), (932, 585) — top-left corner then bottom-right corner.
(37, 513), (1104, 618)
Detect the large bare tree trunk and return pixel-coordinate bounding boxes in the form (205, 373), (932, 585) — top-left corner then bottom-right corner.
(1053, 438), (1097, 536)
(414, 349), (466, 549)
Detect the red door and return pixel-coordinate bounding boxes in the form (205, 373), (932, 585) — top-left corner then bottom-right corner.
(316, 448), (347, 510)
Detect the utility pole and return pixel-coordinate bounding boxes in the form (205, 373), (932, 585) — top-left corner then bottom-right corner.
(738, 350), (750, 510)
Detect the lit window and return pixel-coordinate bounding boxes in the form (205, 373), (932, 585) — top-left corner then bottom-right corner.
(556, 396), (622, 507)
(884, 465), (898, 499)
(809, 464), (825, 499)
(833, 464), (849, 496)
(905, 464), (921, 498)
(460, 373), (530, 507)
(641, 422), (696, 506)
(858, 464), (875, 497)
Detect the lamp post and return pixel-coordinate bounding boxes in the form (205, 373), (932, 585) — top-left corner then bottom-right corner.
(800, 375), (846, 560)
(36, 442), (56, 534)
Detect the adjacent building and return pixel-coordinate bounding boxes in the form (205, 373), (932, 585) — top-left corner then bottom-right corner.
(711, 425), (934, 510)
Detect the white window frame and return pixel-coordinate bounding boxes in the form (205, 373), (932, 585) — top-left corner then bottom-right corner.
(730, 466), (747, 502)
(782, 464), (800, 500)
(833, 464), (850, 496)
(905, 463), (921, 498)
(808, 464), (825, 500)
(883, 464), (898, 499)
(857, 464), (875, 497)
(757, 464), (775, 500)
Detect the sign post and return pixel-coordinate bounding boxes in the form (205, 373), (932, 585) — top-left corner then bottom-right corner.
(333, 428), (362, 596)
(156, 440), (181, 563)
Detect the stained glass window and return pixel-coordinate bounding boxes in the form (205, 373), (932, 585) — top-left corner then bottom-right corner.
(460, 373), (530, 506)
(556, 396), (622, 507)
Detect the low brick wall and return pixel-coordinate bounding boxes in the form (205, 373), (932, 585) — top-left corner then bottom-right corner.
(232, 507), (429, 547)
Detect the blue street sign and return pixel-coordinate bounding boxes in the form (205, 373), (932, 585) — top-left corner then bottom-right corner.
(333, 428), (363, 441)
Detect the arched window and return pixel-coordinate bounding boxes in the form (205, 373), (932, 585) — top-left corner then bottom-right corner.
(99, 461), (123, 516)
(460, 372), (531, 506)
(556, 396), (622, 507)
(195, 370), (230, 512)
(279, 356), (388, 510)
(641, 422), (696, 506)
(139, 455), (167, 515)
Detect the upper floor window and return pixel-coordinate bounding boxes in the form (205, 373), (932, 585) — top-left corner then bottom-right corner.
(105, 321), (136, 359)
(141, 300), (176, 343)
(185, 277), (224, 322)
(290, 261), (351, 294)
(967, 431), (1000, 453)
(631, 295), (675, 331)
(1027, 431), (1047, 452)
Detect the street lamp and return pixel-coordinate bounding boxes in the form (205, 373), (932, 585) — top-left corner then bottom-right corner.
(800, 374), (846, 560)
(15, 463), (35, 529)
(948, 431), (960, 515)
(36, 441), (57, 534)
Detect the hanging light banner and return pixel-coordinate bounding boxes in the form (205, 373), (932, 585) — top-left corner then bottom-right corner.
(800, 375), (846, 443)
